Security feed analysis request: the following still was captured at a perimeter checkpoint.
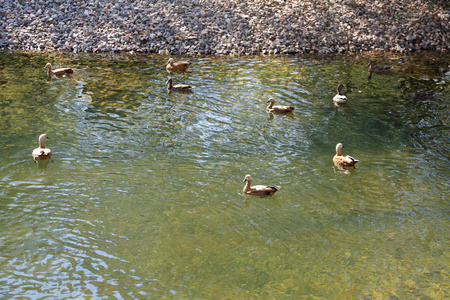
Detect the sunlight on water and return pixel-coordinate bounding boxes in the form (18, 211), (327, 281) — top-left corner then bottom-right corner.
(0, 51), (448, 298)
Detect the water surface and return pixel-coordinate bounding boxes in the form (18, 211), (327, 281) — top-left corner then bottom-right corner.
(0, 51), (449, 298)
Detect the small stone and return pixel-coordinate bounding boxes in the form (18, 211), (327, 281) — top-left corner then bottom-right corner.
(0, 0), (447, 54)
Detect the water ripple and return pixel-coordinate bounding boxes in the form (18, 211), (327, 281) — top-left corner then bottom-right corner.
(0, 52), (448, 298)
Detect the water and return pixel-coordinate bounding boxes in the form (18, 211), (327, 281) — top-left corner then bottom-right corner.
(0, 51), (448, 299)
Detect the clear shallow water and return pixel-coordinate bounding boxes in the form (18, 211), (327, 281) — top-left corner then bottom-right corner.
(0, 51), (448, 298)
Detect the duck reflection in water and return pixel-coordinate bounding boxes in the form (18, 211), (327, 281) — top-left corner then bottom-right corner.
(166, 77), (195, 92)
(367, 61), (393, 79)
(411, 88), (435, 99)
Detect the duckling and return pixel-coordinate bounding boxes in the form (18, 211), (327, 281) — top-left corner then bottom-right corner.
(333, 84), (348, 105)
(333, 143), (358, 169)
(266, 98), (296, 113)
(45, 63), (73, 76)
(242, 174), (281, 197)
(32, 134), (52, 163)
(166, 77), (194, 92)
(166, 58), (190, 72)
(367, 61), (393, 74)
(411, 88), (435, 99)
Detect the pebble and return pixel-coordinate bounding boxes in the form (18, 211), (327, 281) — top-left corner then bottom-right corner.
(0, 0), (448, 55)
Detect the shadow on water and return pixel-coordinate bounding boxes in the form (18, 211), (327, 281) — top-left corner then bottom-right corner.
(0, 51), (448, 298)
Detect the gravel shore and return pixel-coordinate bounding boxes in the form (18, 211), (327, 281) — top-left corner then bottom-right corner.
(0, 0), (448, 55)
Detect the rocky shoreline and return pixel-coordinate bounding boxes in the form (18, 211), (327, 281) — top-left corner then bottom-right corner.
(0, 0), (449, 55)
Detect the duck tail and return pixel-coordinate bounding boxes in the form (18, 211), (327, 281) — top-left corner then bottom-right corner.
(348, 156), (359, 163)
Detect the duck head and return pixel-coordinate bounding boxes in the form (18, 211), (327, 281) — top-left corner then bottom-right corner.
(243, 174), (252, 183)
(39, 134), (49, 147)
(39, 133), (49, 141)
(266, 98), (276, 108)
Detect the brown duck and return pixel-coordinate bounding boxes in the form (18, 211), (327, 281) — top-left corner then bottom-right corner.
(266, 98), (296, 113)
(45, 63), (73, 76)
(32, 134), (52, 163)
(166, 58), (190, 72)
(333, 143), (358, 169)
(243, 174), (281, 197)
(333, 84), (348, 105)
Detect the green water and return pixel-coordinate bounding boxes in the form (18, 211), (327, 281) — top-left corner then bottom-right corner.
(0, 51), (448, 299)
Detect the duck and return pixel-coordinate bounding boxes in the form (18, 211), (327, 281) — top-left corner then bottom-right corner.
(242, 174), (281, 197)
(166, 58), (190, 72)
(333, 143), (358, 169)
(266, 98), (296, 113)
(166, 77), (194, 92)
(411, 88), (435, 99)
(367, 61), (393, 74)
(32, 134), (52, 163)
(45, 63), (73, 76)
(333, 84), (348, 105)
